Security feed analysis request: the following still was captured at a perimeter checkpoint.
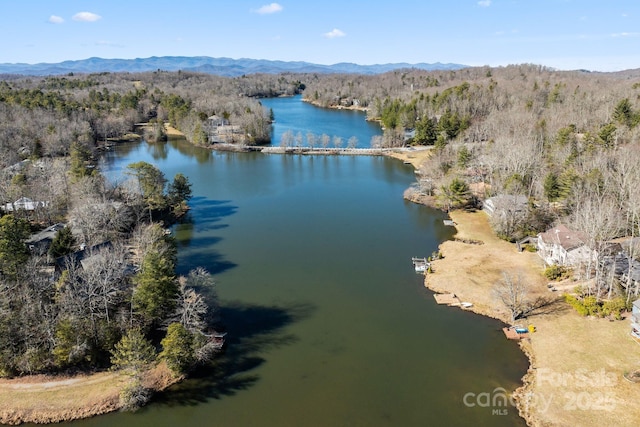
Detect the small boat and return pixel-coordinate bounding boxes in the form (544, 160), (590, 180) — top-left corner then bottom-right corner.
(460, 302), (473, 308)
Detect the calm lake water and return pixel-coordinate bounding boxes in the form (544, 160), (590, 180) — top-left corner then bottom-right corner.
(259, 95), (381, 148)
(73, 98), (528, 427)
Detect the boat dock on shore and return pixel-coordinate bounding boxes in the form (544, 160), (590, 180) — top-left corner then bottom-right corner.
(433, 293), (474, 309)
(412, 257), (429, 273)
(502, 325), (533, 340)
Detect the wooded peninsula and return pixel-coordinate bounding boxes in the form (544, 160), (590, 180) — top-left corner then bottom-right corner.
(1, 64), (640, 424)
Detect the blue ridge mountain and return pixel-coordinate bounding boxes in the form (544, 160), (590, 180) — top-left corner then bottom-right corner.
(0, 56), (467, 76)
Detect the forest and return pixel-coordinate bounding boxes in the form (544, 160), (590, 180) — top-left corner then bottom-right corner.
(1, 64), (640, 400)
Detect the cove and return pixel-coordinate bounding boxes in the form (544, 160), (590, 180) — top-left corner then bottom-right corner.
(80, 98), (529, 427)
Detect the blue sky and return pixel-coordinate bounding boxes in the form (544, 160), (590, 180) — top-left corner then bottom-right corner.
(1, 1), (638, 71)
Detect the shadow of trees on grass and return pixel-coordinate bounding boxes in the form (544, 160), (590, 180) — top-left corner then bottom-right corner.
(151, 300), (315, 407)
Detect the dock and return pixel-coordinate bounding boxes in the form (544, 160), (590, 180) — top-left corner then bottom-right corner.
(412, 257), (429, 273)
(433, 293), (474, 309)
(502, 326), (529, 340)
(434, 293), (461, 305)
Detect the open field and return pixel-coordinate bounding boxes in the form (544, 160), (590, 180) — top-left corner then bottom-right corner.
(425, 210), (550, 322)
(0, 363), (176, 425)
(383, 146), (433, 169)
(0, 371), (126, 425)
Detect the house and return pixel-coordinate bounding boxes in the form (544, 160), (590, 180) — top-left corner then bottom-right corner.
(55, 241), (113, 272)
(483, 195), (528, 218)
(55, 241), (137, 277)
(2, 197), (49, 212)
(1, 159), (30, 176)
(631, 299), (640, 339)
(604, 252), (640, 290)
(26, 223), (66, 256)
(537, 224), (595, 267)
(404, 129), (416, 141)
(208, 115), (230, 128)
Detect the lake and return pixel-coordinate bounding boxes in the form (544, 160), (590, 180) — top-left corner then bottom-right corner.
(259, 95), (381, 148)
(81, 97), (528, 427)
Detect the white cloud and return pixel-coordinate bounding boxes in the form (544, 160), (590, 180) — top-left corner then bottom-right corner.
(478, 0), (491, 7)
(48, 15), (64, 24)
(72, 12), (102, 22)
(323, 28), (346, 39)
(611, 32), (640, 38)
(252, 3), (283, 14)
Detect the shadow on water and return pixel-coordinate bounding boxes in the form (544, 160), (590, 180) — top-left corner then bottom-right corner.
(174, 196), (239, 276)
(187, 197), (238, 232)
(176, 249), (237, 277)
(152, 300), (316, 406)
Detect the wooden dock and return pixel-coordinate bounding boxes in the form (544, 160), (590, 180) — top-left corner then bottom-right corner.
(434, 293), (461, 306)
(503, 327), (529, 340)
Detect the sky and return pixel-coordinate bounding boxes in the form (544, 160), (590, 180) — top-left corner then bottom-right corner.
(1, 1), (639, 72)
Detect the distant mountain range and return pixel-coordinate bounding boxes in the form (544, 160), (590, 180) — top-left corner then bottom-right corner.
(0, 56), (468, 77)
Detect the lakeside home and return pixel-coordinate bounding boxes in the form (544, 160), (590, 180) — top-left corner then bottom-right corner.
(536, 224), (594, 267)
(482, 194), (528, 219)
(26, 223), (66, 255)
(1, 196), (49, 212)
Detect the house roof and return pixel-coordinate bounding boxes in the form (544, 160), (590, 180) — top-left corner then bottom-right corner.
(55, 241), (112, 270)
(603, 252), (640, 283)
(27, 223), (66, 244)
(2, 197), (49, 211)
(483, 194), (528, 216)
(538, 224), (587, 251)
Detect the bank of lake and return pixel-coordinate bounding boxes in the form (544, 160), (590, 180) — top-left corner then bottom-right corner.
(390, 147), (640, 426)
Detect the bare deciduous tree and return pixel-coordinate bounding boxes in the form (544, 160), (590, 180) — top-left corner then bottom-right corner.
(492, 271), (531, 324)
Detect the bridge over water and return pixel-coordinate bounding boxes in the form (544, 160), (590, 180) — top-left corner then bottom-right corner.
(212, 143), (432, 158)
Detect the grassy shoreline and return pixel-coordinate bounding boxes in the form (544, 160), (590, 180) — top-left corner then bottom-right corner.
(385, 149), (640, 427)
(424, 210), (640, 426)
(0, 363), (178, 425)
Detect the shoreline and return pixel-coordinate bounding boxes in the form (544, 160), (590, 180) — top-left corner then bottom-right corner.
(8, 138), (637, 426)
(0, 361), (178, 425)
(302, 97), (369, 113)
(388, 147), (640, 427)
(422, 209), (544, 426)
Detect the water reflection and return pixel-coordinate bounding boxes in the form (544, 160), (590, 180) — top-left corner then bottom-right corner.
(167, 138), (213, 164)
(146, 140), (169, 160)
(151, 300), (315, 405)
